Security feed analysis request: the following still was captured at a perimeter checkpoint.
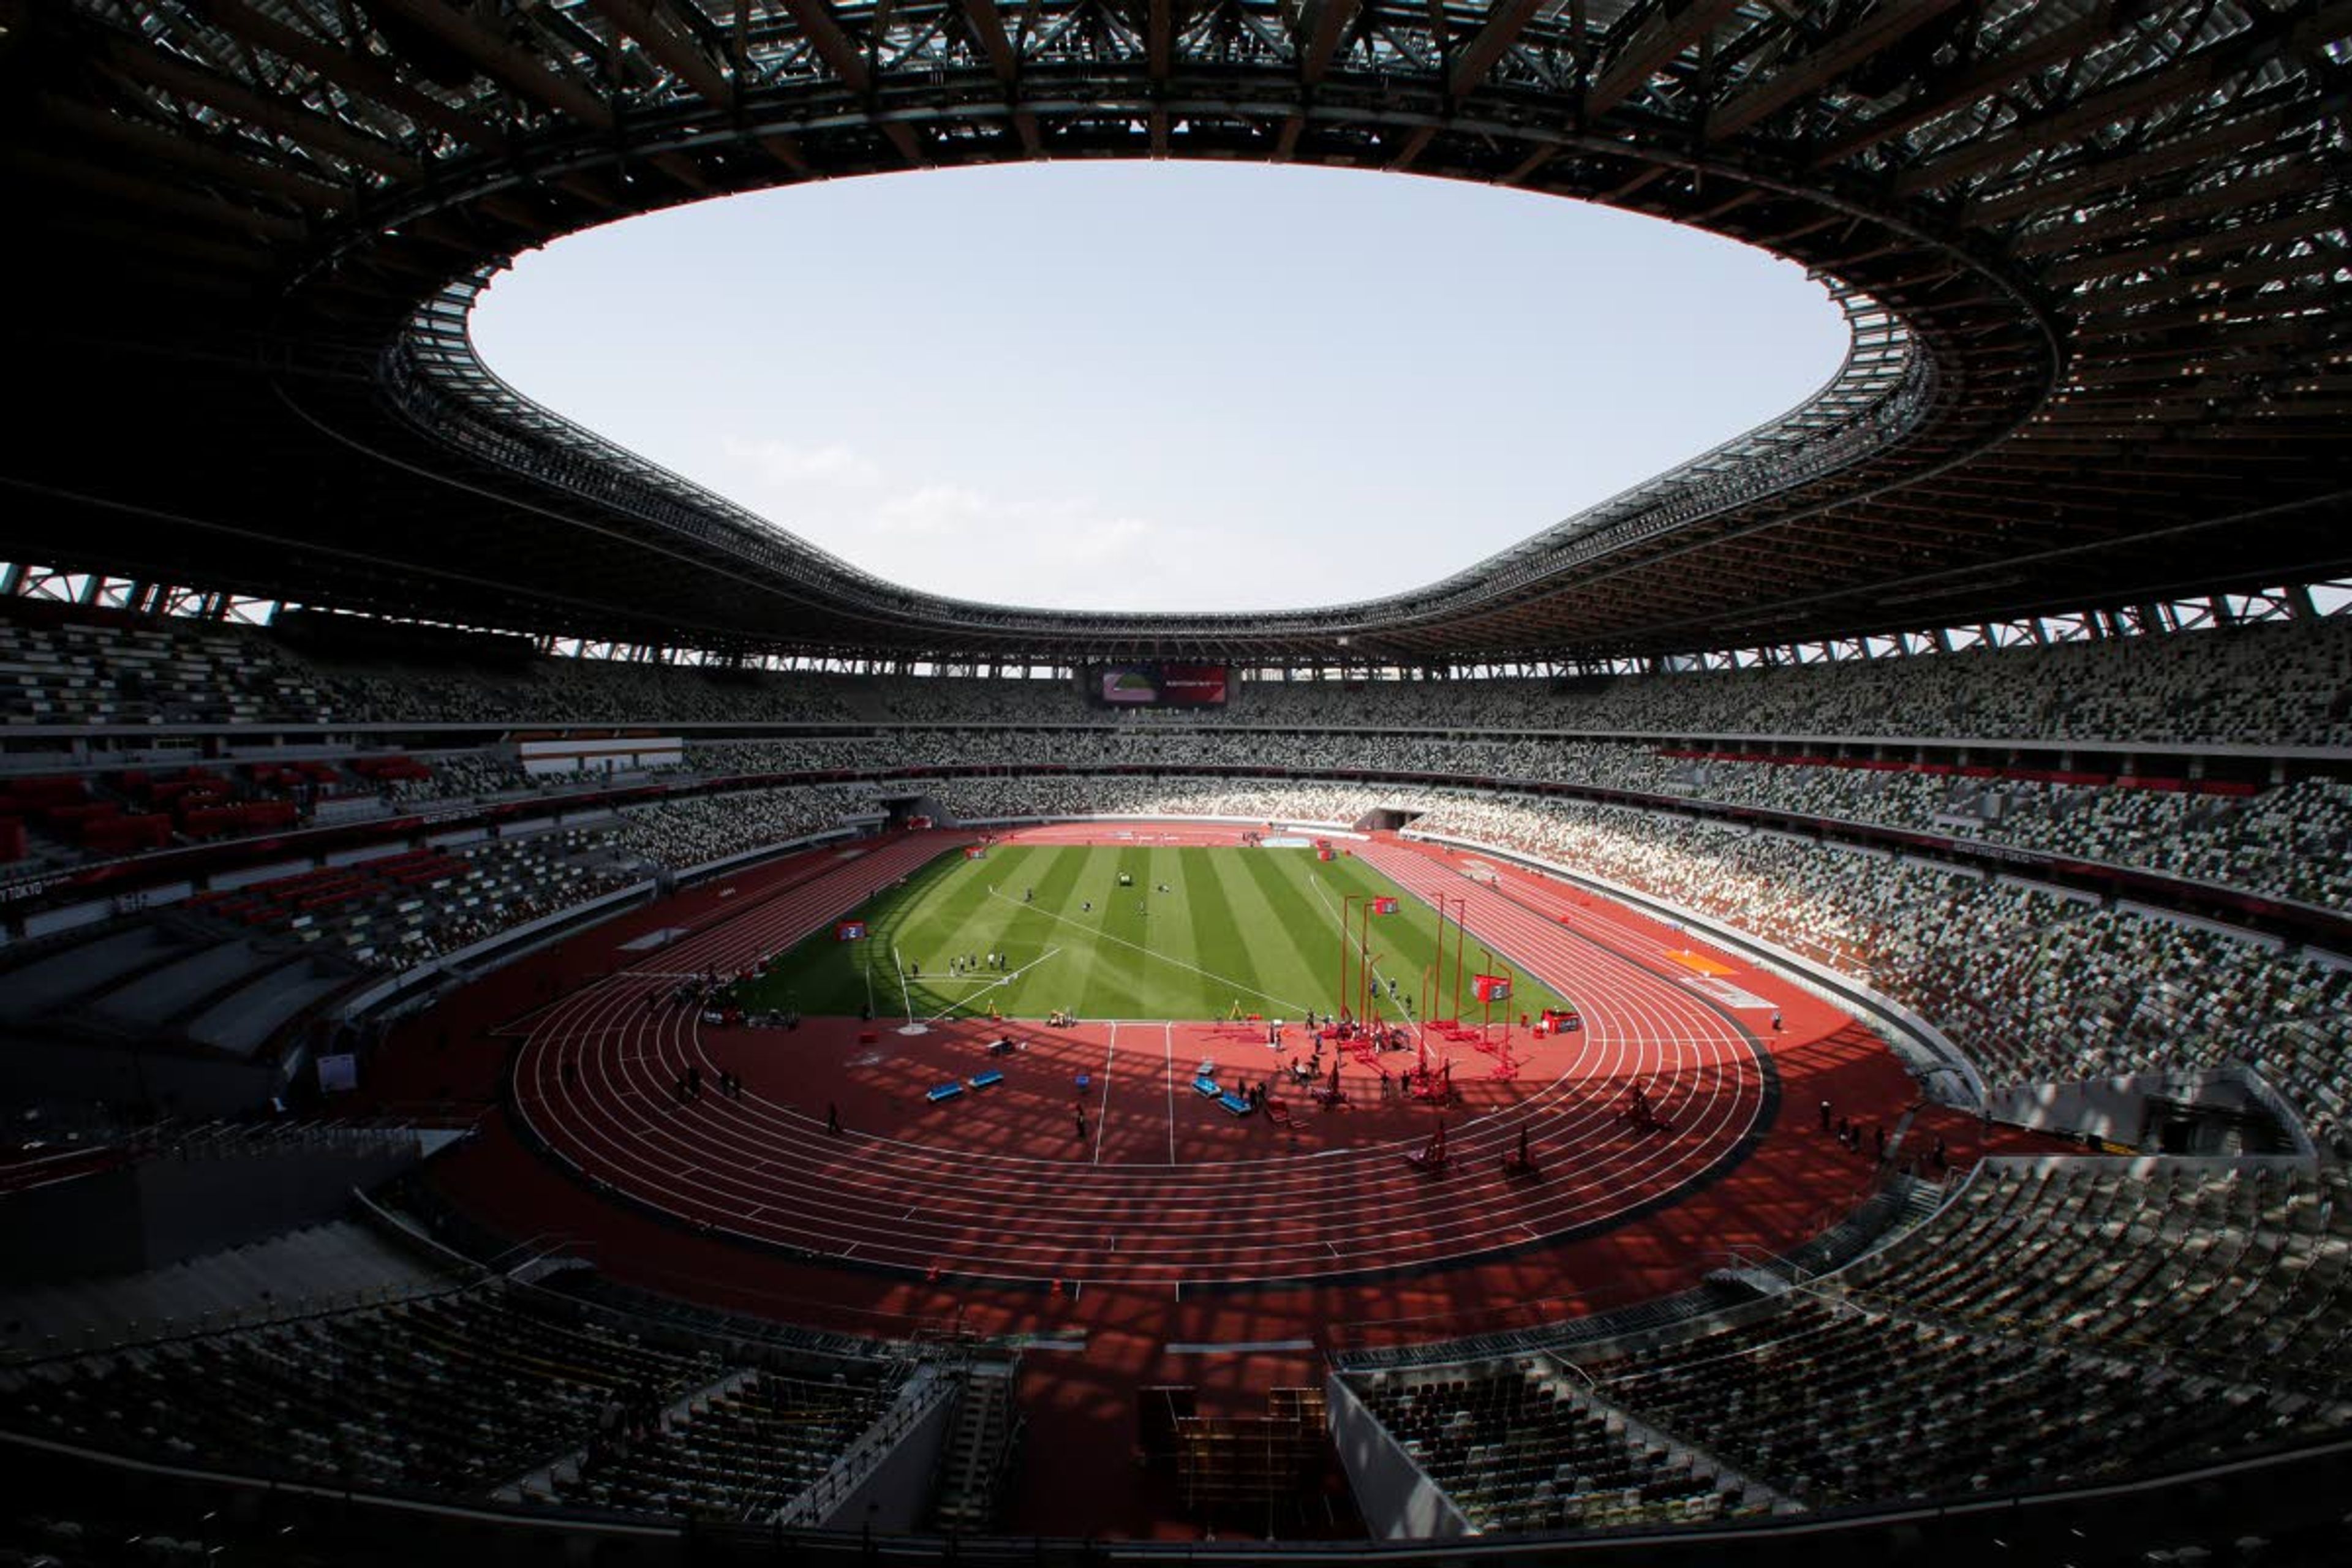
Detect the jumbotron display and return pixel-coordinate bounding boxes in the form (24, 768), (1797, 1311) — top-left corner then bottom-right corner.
(1083, 662), (1229, 707)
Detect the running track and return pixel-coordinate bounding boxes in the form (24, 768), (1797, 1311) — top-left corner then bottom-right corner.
(511, 831), (1775, 1290)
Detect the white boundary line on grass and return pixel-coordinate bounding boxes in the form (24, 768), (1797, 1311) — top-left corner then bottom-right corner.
(982, 888), (1311, 1016)
(921, 946), (1064, 1023)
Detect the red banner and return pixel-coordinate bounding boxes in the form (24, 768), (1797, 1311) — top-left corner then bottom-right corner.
(1371, 896), (1399, 914)
(1473, 973), (1511, 1003)
(835, 921), (867, 941)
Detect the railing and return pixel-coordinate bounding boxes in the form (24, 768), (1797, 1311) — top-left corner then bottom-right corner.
(1327, 1277), (1743, 1371)
(2, 1275), (473, 1370)
(156, 1118), (428, 1162)
(771, 1368), (959, 1529)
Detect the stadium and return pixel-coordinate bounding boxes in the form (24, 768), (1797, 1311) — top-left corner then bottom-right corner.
(3, 1), (2352, 1564)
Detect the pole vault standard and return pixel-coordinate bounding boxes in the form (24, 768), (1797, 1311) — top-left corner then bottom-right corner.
(1471, 949), (1518, 1049)
(1431, 900), (1453, 1028)
(890, 944), (925, 1036)
(1439, 893), (1458, 1030)
(1336, 894), (1361, 1022)
(1357, 899), (1377, 1026)
(1481, 946), (1492, 1038)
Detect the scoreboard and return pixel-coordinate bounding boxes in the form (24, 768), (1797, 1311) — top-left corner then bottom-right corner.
(1082, 663), (1230, 708)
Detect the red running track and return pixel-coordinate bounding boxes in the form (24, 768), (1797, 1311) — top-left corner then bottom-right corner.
(510, 831), (1776, 1289)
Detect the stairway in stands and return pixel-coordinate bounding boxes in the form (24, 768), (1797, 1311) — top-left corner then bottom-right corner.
(930, 1357), (1021, 1533)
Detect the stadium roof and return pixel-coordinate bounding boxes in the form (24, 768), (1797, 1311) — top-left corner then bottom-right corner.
(2, 0), (2348, 666)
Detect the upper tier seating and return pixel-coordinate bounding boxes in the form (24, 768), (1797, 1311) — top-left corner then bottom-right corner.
(9, 603), (2351, 746)
(24, 725), (2349, 913)
(0, 614), (330, 727)
(184, 829), (638, 971)
(608, 784), (879, 870)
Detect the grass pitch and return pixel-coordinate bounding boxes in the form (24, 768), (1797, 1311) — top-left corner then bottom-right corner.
(735, 843), (1575, 1023)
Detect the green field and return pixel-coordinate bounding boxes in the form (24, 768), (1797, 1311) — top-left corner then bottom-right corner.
(736, 843), (1575, 1023)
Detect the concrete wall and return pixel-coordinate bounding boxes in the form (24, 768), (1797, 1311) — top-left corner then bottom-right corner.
(0, 1164), (145, 1283)
(0, 1138), (424, 1286)
(130, 1140), (423, 1272)
(811, 1368), (959, 1534)
(1325, 1373), (1471, 1542)
(0, 1033), (284, 1118)
(1988, 1068), (2307, 1153)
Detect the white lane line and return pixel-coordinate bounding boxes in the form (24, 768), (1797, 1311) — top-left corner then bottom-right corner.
(1094, 1021), (1117, 1165)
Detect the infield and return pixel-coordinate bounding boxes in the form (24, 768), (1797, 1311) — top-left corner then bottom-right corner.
(729, 842), (1575, 1024)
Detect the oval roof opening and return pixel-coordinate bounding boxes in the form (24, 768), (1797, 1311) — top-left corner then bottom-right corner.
(472, 161), (1849, 614)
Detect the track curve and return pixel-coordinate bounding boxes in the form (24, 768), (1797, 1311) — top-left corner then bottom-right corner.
(511, 830), (1775, 1288)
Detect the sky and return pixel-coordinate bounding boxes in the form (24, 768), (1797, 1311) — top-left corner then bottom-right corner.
(470, 162), (1850, 615)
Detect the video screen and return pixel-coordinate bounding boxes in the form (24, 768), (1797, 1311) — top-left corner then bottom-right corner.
(1099, 666), (1161, 704)
(1157, 664), (1229, 706)
(1086, 664), (1229, 707)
